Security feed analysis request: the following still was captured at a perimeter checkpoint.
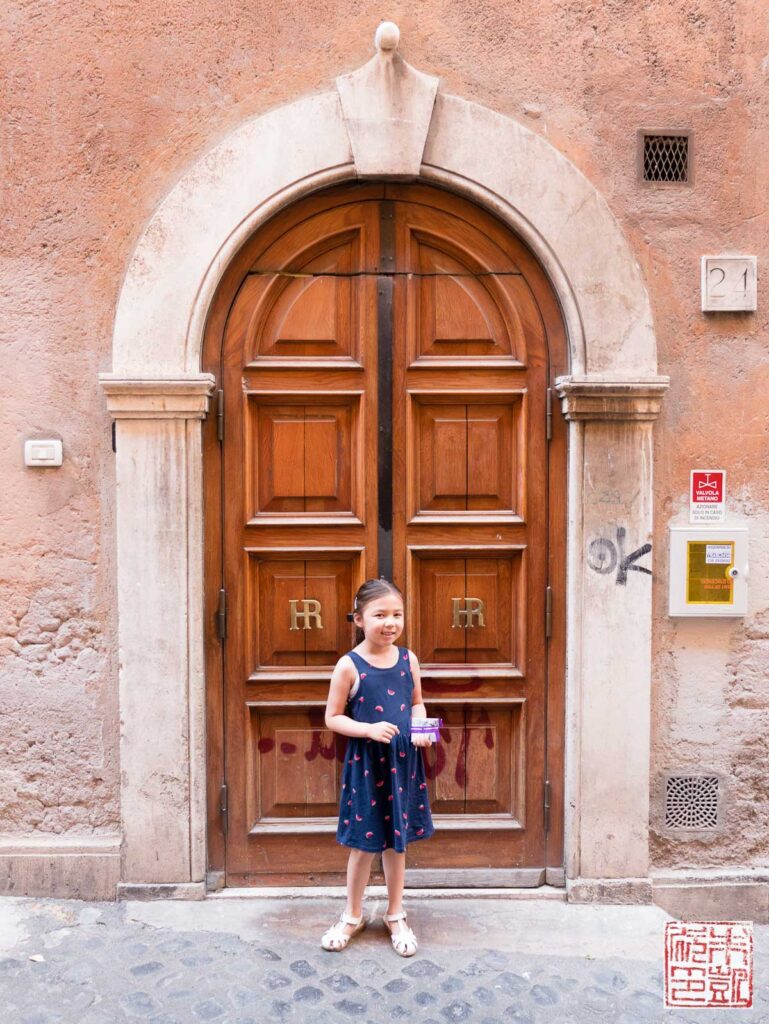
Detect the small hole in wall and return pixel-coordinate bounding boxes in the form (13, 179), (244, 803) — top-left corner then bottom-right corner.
(640, 132), (691, 183)
(665, 774), (719, 829)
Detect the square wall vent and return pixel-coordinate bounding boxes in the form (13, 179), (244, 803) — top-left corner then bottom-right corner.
(664, 773), (720, 830)
(638, 131), (692, 184)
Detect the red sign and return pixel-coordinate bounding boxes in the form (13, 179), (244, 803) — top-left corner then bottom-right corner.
(665, 921), (753, 1008)
(690, 469), (726, 523)
(691, 471), (724, 505)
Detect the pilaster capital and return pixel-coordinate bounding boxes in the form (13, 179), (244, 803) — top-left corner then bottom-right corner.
(555, 375), (669, 422)
(99, 374), (216, 420)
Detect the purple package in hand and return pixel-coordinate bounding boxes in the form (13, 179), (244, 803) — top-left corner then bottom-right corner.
(411, 717), (443, 742)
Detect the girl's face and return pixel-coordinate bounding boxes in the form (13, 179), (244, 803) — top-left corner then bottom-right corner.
(355, 593), (404, 647)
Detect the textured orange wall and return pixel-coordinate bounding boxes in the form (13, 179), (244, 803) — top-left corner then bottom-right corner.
(2, 1), (767, 865)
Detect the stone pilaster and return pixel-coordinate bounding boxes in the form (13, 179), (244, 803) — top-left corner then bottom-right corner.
(557, 375), (668, 901)
(100, 375), (215, 891)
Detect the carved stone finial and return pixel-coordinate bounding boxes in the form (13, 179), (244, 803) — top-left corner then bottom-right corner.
(374, 21), (400, 52)
(336, 23), (438, 178)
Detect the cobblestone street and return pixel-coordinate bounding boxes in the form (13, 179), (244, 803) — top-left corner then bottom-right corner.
(1, 893), (768, 1024)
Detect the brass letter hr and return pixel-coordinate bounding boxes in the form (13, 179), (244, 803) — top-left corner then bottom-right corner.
(289, 599), (323, 630)
(451, 598), (486, 628)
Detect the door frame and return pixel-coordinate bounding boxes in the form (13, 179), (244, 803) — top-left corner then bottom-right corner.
(100, 42), (667, 900)
(202, 182), (569, 885)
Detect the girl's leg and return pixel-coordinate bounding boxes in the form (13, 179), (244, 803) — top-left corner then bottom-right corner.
(341, 849), (375, 935)
(381, 849), (417, 951)
(381, 848), (406, 915)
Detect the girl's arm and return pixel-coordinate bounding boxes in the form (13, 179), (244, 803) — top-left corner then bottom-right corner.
(408, 650), (433, 747)
(408, 650), (427, 719)
(325, 656), (371, 737)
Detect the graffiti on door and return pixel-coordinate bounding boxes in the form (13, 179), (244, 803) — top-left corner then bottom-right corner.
(257, 707), (495, 784)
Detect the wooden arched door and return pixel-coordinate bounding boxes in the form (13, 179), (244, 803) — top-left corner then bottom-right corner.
(203, 183), (567, 886)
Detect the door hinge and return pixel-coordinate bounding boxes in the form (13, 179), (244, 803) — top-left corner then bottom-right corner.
(219, 782), (228, 835)
(543, 779), (551, 834)
(545, 585), (553, 638)
(216, 388), (224, 443)
(217, 588), (227, 640)
(546, 387), (553, 441)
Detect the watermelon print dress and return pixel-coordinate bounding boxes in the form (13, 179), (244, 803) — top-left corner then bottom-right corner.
(336, 647), (435, 853)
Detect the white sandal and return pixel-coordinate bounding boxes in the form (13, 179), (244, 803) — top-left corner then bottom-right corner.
(320, 911), (366, 951)
(383, 910), (418, 957)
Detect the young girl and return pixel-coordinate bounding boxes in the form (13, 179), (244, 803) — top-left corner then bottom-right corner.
(320, 578), (435, 957)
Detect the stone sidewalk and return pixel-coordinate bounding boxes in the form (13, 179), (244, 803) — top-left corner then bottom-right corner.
(1, 891), (767, 1023)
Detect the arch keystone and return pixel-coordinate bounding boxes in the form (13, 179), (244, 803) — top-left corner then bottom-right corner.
(336, 24), (438, 177)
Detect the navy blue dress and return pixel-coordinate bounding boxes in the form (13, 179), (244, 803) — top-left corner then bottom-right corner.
(336, 647), (435, 853)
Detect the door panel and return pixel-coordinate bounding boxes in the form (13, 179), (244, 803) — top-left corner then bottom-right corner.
(408, 392), (524, 520)
(248, 394), (363, 520)
(250, 708), (344, 820)
(409, 551), (523, 669)
(249, 551), (364, 673)
(400, 201), (543, 367)
(204, 182), (567, 884)
(244, 204), (378, 364)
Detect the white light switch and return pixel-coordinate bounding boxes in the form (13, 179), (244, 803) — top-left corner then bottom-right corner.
(24, 439), (63, 467)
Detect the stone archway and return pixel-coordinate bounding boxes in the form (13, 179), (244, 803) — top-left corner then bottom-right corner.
(101, 26), (667, 899)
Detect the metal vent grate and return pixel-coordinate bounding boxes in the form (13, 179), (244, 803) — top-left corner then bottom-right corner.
(642, 134), (690, 182)
(665, 775), (719, 829)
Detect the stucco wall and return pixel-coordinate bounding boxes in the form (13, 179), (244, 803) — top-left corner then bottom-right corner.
(2, 1), (767, 870)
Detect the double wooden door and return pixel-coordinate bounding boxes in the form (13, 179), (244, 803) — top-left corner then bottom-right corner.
(204, 183), (566, 886)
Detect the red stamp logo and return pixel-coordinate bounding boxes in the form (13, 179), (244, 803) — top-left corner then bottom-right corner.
(664, 921), (753, 1008)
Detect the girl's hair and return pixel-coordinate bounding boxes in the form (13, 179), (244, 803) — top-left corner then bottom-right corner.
(349, 578), (403, 644)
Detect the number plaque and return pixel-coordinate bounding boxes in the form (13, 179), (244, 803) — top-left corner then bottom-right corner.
(701, 256), (757, 312)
